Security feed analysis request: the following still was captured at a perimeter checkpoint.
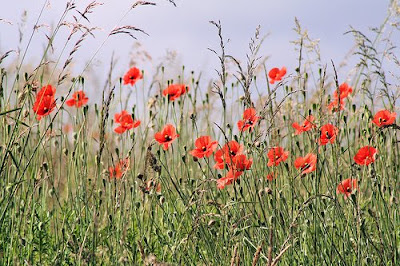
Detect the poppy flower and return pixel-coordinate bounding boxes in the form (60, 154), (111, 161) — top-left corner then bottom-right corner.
(123, 67), (143, 86)
(190, 135), (218, 159)
(37, 84), (56, 98)
(154, 124), (179, 150)
(216, 170), (243, 189)
(336, 178), (358, 199)
(65, 90), (89, 108)
(33, 95), (56, 121)
(162, 84), (189, 101)
(294, 153), (317, 175)
(109, 158), (130, 179)
(33, 85), (57, 120)
(319, 124), (339, 145)
(214, 140), (244, 169)
(292, 115), (316, 135)
(372, 110), (396, 127)
(267, 147), (289, 167)
(354, 146), (377, 166)
(237, 108), (260, 132)
(268, 67), (287, 84)
(266, 172), (276, 181)
(333, 83), (353, 100)
(230, 154), (253, 172)
(327, 98), (345, 112)
(114, 110), (141, 134)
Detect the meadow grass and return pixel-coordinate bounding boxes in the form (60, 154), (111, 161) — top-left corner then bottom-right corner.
(0, 1), (399, 265)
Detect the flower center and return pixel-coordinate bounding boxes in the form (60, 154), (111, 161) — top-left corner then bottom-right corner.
(202, 146), (207, 152)
(164, 135), (172, 141)
(301, 162), (310, 171)
(325, 131), (330, 138)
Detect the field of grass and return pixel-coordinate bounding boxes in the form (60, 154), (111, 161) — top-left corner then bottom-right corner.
(0, 1), (399, 265)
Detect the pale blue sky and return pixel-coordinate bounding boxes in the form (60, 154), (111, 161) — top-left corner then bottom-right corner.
(0, 0), (394, 83)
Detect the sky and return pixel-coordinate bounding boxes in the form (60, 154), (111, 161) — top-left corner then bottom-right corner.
(0, 0), (395, 85)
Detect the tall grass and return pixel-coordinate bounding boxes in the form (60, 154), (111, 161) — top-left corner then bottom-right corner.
(0, 0), (399, 265)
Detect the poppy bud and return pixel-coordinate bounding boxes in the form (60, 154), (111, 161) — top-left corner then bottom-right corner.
(159, 196), (165, 205)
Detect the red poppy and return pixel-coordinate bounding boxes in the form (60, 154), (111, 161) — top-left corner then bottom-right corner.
(33, 85), (57, 120)
(319, 124), (339, 145)
(354, 146), (377, 166)
(217, 170), (243, 189)
(372, 110), (397, 127)
(114, 110), (141, 134)
(230, 154), (253, 172)
(294, 153), (317, 175)
(333, 83), (353, 100)
(190, 136), (218, 159)
(109, 158), (130, 179)
(33, 95), (56, 121)
(237, 108), (260, 132)
(154, 124), (179, 150)
(266, 172), (276, 181)
(268, 67), (287, 84)
(123, 67), (143, 86)
(267, 147), (289, 167)
(37, 84), (56, 98)
(65, 90), (89, 108)
(214, 140), (244, 169)
(292, 115), (316, 135)
(162, 84), (189, 101)
(327, 98), (345, 112)
(336, 178), (358, 199)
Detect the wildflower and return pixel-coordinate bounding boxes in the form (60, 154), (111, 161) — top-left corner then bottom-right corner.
(33, 85), (57, 120)
(162, 84), (189, 101)
(292, 115), (316, 135)
(154, 124), (179, 150)
(336, 178), (358, 199)
(268, 67), (287, 84)
(294, 153), (317, 175)
(230, 154), (253, 172)
(37, 84), (56, 98)
(123, 67), (143, 86)
(354, 146), (377, 166)
(114, 110), (141, 134)
(267, 147), (289, 167)
(109, 158), (130, 179)
(237, 107), (260, 132)
(319, 124), (339, 145)
(266, 172), (276, 181)
(372, 110), (397, 127)
(65, 90), (89, 108)
(214, 140), (244, 169)
(190, 135), (218, 159)
(217, 170), (242, 189)
(333, 83), (353, 100)
(328, 83), (352, 112)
